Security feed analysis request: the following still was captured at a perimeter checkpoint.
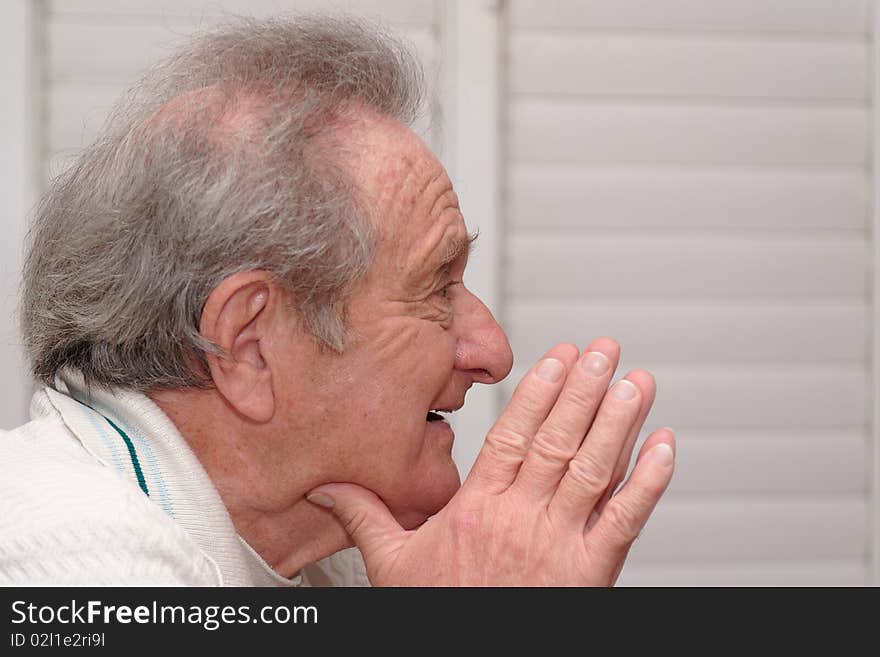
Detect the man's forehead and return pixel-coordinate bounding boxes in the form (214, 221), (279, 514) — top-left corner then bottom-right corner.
(347, 119), (454, 217)
(340, 110), (437, 193)
(338, 110), (474, 278)
(365, 137), (441, 203)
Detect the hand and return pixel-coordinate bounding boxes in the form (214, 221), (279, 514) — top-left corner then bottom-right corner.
(307, 337), (675, 585)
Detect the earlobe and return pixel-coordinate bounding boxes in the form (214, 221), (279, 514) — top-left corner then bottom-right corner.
(200, 272), (277, 423)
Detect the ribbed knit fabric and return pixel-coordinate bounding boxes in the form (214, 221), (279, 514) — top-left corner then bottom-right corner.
(0, 371), (368, 586)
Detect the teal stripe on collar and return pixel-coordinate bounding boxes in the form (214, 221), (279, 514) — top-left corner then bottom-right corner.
(102, 414), (150, 497)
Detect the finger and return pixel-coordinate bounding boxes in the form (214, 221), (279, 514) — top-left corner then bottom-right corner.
(585, 430), (675, 561)
(594, 370), (656, 515)
(466, 343), (579, 494)
(509, 338), (621, 502)
(547, 372), (644, 525)
(586, 422), (668, 531)
(593, 428), (670, 585)
(307, 483), (409, 575)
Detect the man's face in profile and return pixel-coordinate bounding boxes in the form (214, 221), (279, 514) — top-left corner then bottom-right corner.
(272, 112), (513, 528)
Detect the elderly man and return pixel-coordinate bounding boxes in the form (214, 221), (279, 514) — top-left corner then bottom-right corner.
(1, 16), (674, 586)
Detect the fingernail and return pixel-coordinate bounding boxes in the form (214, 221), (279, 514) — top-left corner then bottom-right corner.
(611, 379), (638, 400)
(648, 443), (674, 467)
(581, 351), (610, 377)
(307, 492), (335, 509)
(536, 358), (564, 382)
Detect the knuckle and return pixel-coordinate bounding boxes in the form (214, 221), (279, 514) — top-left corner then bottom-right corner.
(566, 453), (611, 497)
(485, 425), (532, 458)
(557, 383), (601, 412)
(601, 498), (641, 544)
(532, 423), (578, 462)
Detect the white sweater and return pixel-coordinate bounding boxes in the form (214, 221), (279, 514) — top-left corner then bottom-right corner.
(0, 371), (368, 586)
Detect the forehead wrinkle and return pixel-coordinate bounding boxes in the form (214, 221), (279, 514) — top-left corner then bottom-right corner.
(367, 153), (422, 234)
(344, 112), (471, 283)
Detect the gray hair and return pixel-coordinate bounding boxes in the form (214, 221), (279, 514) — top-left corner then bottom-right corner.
(20, 14), (425, 390)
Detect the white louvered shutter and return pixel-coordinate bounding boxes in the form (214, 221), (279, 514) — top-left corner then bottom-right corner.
(502, 0), (873, 585)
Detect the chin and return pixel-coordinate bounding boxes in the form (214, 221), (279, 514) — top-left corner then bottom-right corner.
(391, 463), (461, 530)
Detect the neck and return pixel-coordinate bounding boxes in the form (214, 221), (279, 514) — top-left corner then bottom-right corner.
(148, 388), (351, 578)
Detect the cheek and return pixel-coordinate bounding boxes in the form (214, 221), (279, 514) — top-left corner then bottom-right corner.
(374, 323), (457, 390)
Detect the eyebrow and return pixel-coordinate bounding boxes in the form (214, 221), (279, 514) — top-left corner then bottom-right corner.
(437, 231), (480, 269)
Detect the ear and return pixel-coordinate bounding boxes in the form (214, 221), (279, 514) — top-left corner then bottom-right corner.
(200, 270), (277, 423)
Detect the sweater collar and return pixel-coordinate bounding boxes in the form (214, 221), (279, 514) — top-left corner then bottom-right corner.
(46, 370), (302, 587)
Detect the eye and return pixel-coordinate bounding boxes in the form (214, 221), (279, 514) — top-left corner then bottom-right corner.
(437, 280), (460, 299)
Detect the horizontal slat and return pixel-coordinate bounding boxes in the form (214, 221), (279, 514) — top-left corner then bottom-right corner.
(617, 560), (867, 586)
(508, 167), (868, 231)
(49, 21), (436, 83)
(47, 0), (436, 26)
(626, 497), (866, 561)
(510, 101), (868, 166)
(510, 34), (867, 100)
(664, 431), (867, 495)
(505, 301), (867, 365)
(506, 235), (867, 300)
(509, 0), (869, 35)
(498, 365), (868, 430)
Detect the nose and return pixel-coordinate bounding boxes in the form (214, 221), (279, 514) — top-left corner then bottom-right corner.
(453, 287), (514, 385)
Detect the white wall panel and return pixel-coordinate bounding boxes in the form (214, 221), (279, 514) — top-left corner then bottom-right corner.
(502, 365), (868, 430)
(507, 302), (867, 366)
(618, 560), (867, 586)
(507, 235), (867, 300)
(664, 431), (867, 495)
(631, 498), (867, 561)
(508, 168), (868, 231)
(647, 366), (868, 431)
(511, 35), (867, 100)
(511, 101), (868, 167)
(510, 0), (869, 35)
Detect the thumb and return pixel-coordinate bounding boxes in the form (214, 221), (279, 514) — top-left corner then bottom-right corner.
(307, 483), (408, 568)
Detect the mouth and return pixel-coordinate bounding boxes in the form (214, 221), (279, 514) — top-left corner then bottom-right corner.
(425, 407), (459, 448)
(426, 409), (452, 423)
